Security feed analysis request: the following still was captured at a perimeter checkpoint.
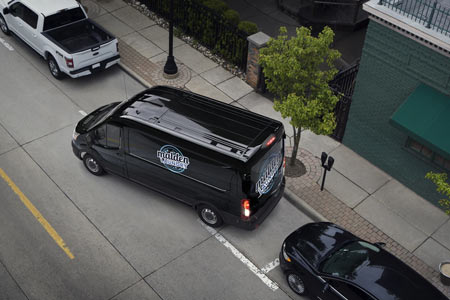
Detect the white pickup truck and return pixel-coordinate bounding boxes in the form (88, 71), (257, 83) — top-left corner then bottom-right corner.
(0, 0), (120, 79)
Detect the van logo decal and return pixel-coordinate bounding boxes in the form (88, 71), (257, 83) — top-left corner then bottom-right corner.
(157, 145), (190, 173)
(256, 153), (282, 196)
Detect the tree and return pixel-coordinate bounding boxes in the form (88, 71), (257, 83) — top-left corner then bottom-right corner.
(425, 172), (450, 215)
(259, 26), (341, 166)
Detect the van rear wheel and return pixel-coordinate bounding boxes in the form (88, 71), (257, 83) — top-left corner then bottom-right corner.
(198, 205), (223, 228)
(83, 154), (105, 176)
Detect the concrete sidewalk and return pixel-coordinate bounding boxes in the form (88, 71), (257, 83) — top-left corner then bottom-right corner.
(82, 0), (450, 296)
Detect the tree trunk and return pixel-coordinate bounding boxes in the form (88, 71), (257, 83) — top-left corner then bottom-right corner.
(289, 125), (302, 166)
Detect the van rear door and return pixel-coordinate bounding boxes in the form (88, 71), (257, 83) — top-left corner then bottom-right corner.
(246, 134), (284, 211)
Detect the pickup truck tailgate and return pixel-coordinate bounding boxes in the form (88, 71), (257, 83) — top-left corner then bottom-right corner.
(73, 40), (118, 69)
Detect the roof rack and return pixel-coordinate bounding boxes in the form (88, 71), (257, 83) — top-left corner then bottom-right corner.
(120, 115), (258, 161)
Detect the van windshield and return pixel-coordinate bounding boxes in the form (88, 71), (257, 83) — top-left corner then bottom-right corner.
(249, 138), (283, 198)
(77, 102), (119, 132)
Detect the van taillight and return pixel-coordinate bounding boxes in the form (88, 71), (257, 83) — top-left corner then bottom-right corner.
(65, 57), (74, 68)
(266, 136), (276, 147)
(241, 199), (250, 219)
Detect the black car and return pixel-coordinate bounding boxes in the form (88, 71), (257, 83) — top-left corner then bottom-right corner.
(72, 86), (285, 230)
(280, 222), (449, 300)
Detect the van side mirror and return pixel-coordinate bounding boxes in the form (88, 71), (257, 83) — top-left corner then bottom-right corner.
(3, 7), (10, 15)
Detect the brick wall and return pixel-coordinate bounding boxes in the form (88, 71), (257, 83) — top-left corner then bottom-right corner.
(343, 20), (450, 207)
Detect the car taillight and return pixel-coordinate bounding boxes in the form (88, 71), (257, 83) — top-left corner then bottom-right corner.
(241, 199), (250, 219)
(65, 57), (74, 68)
(283, 156), (286, 175)
(116, 42), (119, 53)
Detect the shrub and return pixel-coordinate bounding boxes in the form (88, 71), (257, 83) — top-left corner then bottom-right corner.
(203, 0), (228, 15)
(223, 9), (240, 26)
(238, 21), (258, 35)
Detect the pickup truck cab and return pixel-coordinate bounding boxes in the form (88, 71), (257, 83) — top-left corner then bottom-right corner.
(0, 0), (120, 79)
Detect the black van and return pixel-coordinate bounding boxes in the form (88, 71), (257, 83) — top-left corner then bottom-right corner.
(72, 86), (285, 229)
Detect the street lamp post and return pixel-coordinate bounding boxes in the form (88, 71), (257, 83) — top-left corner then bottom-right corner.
(163, 0), (178, 78)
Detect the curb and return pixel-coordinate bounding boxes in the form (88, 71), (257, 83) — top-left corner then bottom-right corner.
(284, 188), (328, 222)
(119, 62), (152, 88)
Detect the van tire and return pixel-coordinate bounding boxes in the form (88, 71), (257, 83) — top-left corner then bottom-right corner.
(47, 55), (64, 80)
(83, 154), (105, 176)
(0, 15), (10, 35)
(197, 205), (223, 228)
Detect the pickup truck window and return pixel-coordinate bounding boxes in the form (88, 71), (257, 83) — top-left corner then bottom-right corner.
(10, 2), (38, 29)
(43, 7), (86, 31)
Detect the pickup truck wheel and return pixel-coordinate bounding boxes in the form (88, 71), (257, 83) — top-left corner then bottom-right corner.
(47, 55), (64, 80)
(198, 205), (223, 228)
(0, 15), (10, 35)
(83, 154), (105, 176)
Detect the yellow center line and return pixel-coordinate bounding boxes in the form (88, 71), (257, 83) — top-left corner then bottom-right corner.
(0, 168), (75, 260)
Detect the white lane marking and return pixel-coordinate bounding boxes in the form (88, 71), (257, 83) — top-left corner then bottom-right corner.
(198, 219), (279, 291)
(79, 110), (87, 116)
(0, 38), (14, 51)
(261, 258), (280, 274)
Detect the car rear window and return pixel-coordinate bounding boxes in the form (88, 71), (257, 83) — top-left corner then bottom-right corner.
(43, 7), (86, 31)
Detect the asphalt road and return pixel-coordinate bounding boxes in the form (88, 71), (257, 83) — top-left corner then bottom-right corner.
(0, 31), (313, 300)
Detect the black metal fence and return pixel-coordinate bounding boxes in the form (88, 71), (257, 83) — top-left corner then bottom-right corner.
(378, 0), (450, 36)
(329, 61), (360, 141)
(140, 0), (249, 71)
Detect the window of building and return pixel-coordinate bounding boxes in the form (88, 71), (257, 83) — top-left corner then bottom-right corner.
(406, 137), (450, 171)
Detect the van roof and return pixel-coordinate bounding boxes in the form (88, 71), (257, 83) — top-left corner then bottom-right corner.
(116, 86), (283, 162)
(18, 0), (80, 16)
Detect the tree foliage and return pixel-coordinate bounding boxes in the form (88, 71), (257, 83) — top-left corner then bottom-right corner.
(259, 26), (341, 166)
(425, 172), (450, 215)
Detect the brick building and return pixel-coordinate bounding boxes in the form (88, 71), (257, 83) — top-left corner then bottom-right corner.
(343, 0), (450, 208)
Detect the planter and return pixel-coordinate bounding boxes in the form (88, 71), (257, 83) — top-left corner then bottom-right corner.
(439, 261), (450, 286)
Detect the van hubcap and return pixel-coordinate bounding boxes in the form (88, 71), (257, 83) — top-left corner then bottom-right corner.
(201, 208), (217, 225)
(288, 274), (305, 294)
(86, 157), (99, 173)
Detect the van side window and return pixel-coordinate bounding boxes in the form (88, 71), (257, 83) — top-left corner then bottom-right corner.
(128, 129), (154, 161)
(95, 124), (120, 148)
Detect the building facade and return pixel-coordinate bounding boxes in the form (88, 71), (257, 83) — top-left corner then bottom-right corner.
(343, 0), (450, 208)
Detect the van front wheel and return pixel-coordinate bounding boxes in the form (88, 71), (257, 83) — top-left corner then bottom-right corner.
(83, 154), (105, 176)
(198, 205), (223, 228)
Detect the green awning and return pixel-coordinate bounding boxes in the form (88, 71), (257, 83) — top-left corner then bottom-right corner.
(390, 84), (450, 160)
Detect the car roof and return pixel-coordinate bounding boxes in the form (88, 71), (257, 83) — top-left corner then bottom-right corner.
(17, 0), (80, 16)
(116, 86), (283, 162)
(289, 223), (448, 300)
(350, 250), (448, 300)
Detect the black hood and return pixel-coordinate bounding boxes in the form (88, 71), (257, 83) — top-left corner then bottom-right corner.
(287, 222), (357, 268)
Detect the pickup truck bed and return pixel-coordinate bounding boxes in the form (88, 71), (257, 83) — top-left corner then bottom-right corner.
(43, 19), (114, 54)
